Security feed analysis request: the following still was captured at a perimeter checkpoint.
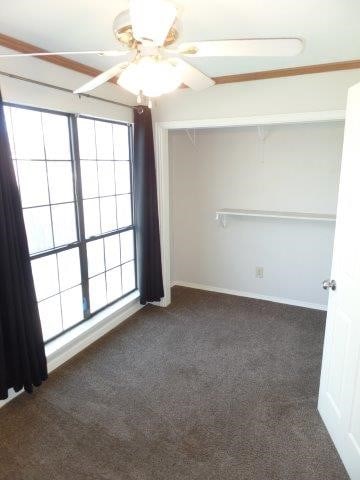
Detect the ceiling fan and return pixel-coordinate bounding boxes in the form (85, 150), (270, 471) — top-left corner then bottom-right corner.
(0, 0), (304, 105)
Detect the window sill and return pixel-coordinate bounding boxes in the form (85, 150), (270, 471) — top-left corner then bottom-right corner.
(45, 290), (141, 369)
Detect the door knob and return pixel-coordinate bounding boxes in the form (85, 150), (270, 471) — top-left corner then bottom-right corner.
(323, 279), (336, 291)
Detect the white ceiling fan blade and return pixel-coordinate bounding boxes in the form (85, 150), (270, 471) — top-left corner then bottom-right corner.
(129, 0), (177, 46)
(177, 38), (304, 57)
(0, 50), (130, 59)
(73, 62), (129, 94)
(170, 58), (215, 91)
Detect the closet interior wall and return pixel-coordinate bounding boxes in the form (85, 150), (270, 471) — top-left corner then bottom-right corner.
(169, 121), (344, 308)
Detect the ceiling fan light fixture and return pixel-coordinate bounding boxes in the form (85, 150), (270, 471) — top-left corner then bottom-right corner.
(117, 62), (142, 95)
(129, 0), (177, 46)
(117, 56), (182, 98)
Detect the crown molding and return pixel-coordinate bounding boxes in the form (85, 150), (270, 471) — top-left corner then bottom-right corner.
(214, 59), (360, 85)
(0, 33), (117, 85)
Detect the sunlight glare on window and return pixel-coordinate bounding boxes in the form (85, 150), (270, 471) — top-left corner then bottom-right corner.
(117, 194), (132, 228)
(104, 234), (121, 270)
(17, 161), (49, 207)
(113, 124), (129, 160)
(31, 255), (59, 301)
(77, 118), (96, 159)
(87, 239), (105, 278)
(42, 113), (71, 160)
(121, 230), (135, 264)
(23, 206), (53, 254)
(38, 295), (63, 342)
(83, 198), (101, 238)
(52, 203), (77, 247)
(106, 266), (122, 303)
(115, 161), (131, 194)
(81, 160), (99, 199)
(95, 120), (113, 160)
(100, 196), (118, 233)
(5, 105), (135, 341)
(11, 108), (44, 159)
(57, 248), (81, 291)
(122, 261), (136, 294)
(98, 161), (116, 196)
(61, 285), (84, 329)
(47, 162), (74, 204)
(89, 273), (107, 312)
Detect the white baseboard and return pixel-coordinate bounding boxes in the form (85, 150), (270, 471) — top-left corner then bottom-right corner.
(172, 280), (328, 311)
(0, 296), (143, 409)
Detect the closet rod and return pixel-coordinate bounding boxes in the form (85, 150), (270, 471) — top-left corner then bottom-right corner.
(0, 70), (135, 110)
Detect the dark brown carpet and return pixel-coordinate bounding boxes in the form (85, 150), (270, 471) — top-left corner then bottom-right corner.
(0, 286), (349, 480)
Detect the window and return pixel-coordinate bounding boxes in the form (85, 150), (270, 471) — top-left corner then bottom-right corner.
(4, 105), (136, 342)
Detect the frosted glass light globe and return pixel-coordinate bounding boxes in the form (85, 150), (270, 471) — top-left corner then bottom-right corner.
(117, 63), (142, 95)
(117, 56), (182, 97)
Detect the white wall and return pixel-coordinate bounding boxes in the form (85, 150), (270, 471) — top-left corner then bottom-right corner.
(154, 69), (360, 122)
(170, 121), (344, 308)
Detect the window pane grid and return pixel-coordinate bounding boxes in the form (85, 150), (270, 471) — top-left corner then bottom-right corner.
(4, 104), (136, 343)
(31, 246), (82, 341)
(22, 200), (76, 209)
(78, 115), (135, 318)
(54, 252), (65, 336)
(5, 107), (78, 255)
(85, 229), (135, 314)
(35, 280), (83, 304)
(78, 117), (134, 239)
(74, 192), (131, 201)
(6, 159), (72, 164)
(44, 158), (56, 253)
(29, 240), (81, 260)
(87, 262), (136, 309)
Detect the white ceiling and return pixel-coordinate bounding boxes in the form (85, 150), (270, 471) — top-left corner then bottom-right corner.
(0, 0), (359, 78)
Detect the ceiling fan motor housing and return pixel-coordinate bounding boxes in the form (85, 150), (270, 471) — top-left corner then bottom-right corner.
(113, 10), (178, 48)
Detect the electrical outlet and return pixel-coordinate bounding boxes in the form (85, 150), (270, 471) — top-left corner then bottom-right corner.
(255, 266), (264, 278)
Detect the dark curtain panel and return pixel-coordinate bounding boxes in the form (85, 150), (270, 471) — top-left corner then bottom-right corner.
(0, 91), (47, 400)
(133, 106), (164, 305)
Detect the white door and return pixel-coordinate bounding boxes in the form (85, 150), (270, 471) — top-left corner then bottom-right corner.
(318, 81), (360, 480)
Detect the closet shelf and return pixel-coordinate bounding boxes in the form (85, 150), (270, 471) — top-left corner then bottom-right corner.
(215, 209), (336, 227)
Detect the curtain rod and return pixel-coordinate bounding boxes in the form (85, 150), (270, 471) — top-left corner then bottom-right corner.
(0, 70), (135, 110)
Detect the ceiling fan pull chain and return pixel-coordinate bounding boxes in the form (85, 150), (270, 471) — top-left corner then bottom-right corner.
(136, 91), (143, 104)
